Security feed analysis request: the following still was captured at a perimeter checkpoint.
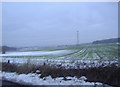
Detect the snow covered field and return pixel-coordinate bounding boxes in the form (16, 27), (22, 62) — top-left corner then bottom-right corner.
(1, 44), (119, 86)
(1, 71), (103, 86)
(1, 50), (71, 56)
(1, 43), (119, 69)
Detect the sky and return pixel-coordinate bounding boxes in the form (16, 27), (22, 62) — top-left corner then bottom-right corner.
(2, 2), (118, 47)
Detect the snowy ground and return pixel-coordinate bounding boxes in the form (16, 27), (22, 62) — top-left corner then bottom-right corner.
(1, 57), (118, 69)
(0, 50), (71, 56)
(1, 43), (119, 69)
(1, 71), (103, 86)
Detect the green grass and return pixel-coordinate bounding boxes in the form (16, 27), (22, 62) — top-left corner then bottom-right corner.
(2, 43), (119, 61)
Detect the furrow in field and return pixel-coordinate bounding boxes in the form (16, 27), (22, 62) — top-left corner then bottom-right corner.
(62, 48), (87, 60)
(77, 48), (89, 59)
(92, 53), (100, 60)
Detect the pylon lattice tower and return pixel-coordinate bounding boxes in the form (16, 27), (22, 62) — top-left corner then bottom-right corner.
(77, 30), (79, 45)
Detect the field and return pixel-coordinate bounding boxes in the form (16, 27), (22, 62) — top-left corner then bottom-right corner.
(1, 43), (120, 86)
(1, 43), (119, 69)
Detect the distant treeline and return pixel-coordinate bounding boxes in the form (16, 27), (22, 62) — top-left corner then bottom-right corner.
(1, 46), (17, 54)
(92, 38), (120, 44)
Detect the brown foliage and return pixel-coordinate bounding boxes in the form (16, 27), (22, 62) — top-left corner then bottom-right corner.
(1, 62), (120, 86)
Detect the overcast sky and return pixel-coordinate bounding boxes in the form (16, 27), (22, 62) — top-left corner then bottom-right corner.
(2, 2), (118, 47)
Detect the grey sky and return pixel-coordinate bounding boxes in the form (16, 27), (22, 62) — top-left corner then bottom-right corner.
(2, 2), (118, 47)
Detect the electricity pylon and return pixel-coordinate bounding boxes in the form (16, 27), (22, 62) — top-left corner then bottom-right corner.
(77, 30), (79, 45)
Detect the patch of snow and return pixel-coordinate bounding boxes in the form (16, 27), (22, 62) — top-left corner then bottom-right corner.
(2, 71), (103, 85)
(36, 70), (40, 73)
(1, 50), (71, 56)
(79, 76), (87, 81)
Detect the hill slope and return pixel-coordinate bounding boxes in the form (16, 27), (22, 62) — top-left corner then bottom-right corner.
(92, 38), (120, 44)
